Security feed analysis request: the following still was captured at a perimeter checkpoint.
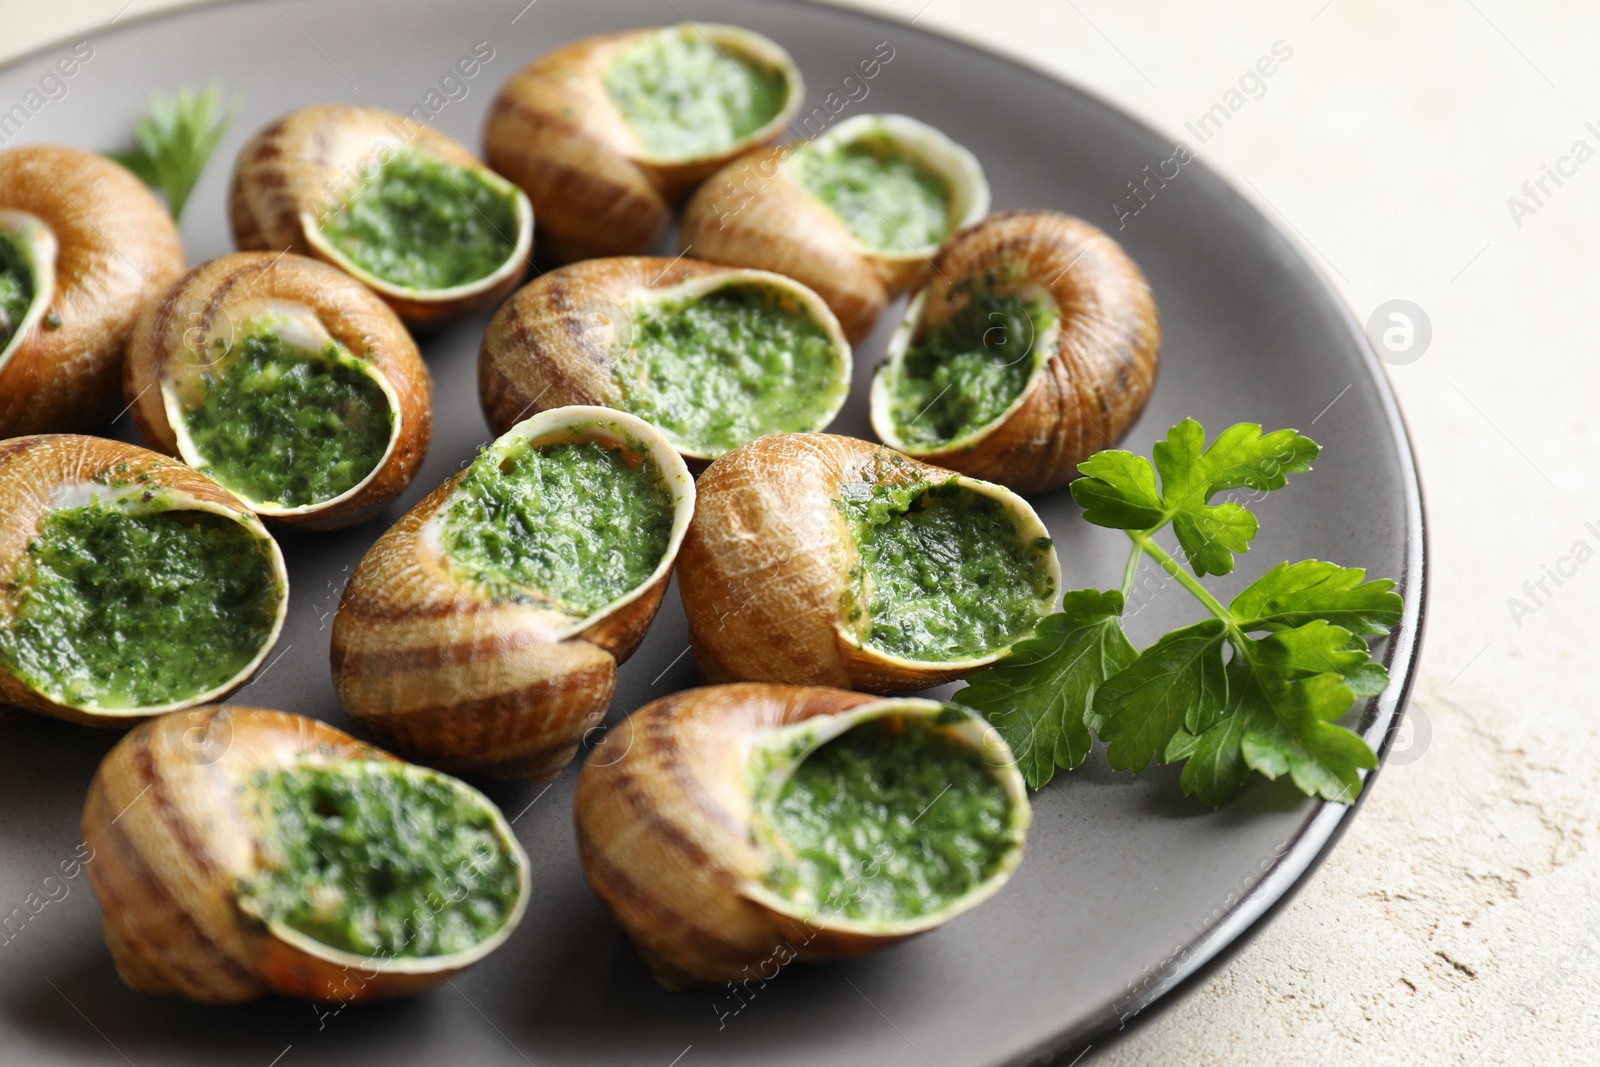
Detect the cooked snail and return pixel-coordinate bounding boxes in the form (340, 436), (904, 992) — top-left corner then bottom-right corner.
(870, 210), (1160, 493)
(483, 23), (804, 262)
(229, 104), (533, 323)
(679, 433), (1059, 693)
(479, 256), (850, 461)
(124, 252), (432, 530)
(0, 145), (185, 436)
(681, 113), (989, 342)
(0, 435), (287, 727)
(82, 705), (531, 1003)
(332, 405), (694, 780)
(575, 684), (1030, 988)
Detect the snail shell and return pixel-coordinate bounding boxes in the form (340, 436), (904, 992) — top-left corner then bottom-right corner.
(228, 104), (533, 323)
(82, 705), (531, 1003)
(678, 433), (1060, 693)
(331, 405), (695, 781)
(869, 210), (1160, 493)
(483, 23), (804, 263)
(0, 145), (185, 436)
(574, 683), (1030, 988)
(123, 252), (433, 530)
(0, 435), (288, 727)
(478, 256), (850, 462)
(680, 114), (990, 342)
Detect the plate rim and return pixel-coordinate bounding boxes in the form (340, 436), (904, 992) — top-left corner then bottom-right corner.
(0, 3), (1429, 1064)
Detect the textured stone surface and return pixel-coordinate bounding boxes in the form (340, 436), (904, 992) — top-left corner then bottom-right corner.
(9, 1), (1598, 1063)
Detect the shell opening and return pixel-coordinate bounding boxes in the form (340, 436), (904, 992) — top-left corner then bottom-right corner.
(602, 24), (800, 162)
(237, 759), (530, 966)
(305, 145), (532, 300)
(785, 114), (991, 256)
(874, 280), (1060, 453)
(429, 407), (691, 626)
(745, 700), (1029, 933)
(0, 488), (286, 715)
(835, 469), (1058, 666)
(616, 270), (852, 458)
(164, 306), (401, 516)
(0, 210), (59, 372)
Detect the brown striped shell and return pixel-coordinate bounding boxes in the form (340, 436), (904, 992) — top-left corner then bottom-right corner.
(869, 210), (1161, 493)
(482, 24), (804, 263)
(574, 684), (1030, 988)
(0, 435), (288, 727)
(679, 113), (990, 343)
(123, 252), (433, 530)
(228, 104), (533, 323)
(677, 433), (1060, 693)
(478, 256), (851, 462)
(0, 145), (185, 436)
(81, 706), (531, 1004)
(331, 405), (695, 780)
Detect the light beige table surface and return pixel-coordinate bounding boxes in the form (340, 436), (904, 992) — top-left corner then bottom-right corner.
(7, 2), (1599, 1064)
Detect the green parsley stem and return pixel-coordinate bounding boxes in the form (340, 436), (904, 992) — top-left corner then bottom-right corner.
(1129, 533), (1235, 625)
(1118, 543), (1142, 599)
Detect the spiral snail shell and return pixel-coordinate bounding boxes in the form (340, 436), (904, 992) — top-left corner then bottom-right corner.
(123, 252), (433, 530)
(678, 433), (1059, 693)
(680, 113), (990, 342)
(483, 23), (805, 263)
(870, 210), (1160, 493)
(82, 706), (531, 1003)
(478, 256), (851, 462)
(574, 684), (1030, 988)
(0, 435), (287, 726)
(229, 104), (533, 323)
(331, 405), (694, 780)
(0, 145), (185, 436)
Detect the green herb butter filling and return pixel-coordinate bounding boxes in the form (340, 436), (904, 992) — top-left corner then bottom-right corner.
(242, 761), (522, 958)
(762, 714), (1016, 923)
(791, 137), (952, 252)
(0, 233), (36, 353)
(181, 328), (394, 509)
(0, 501), (281, 709)
(615, 284), (845, 456)
(888, 285), (1058, 448)
(603, 27), (788, 159)
(838, 478), (1053, 662)
(319, 148), (519, 291)
(439, 437), (675, 618)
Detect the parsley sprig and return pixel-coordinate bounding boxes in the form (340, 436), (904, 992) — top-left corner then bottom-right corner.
(955, 419), (1403, 808)
(108, 84), (236, 222)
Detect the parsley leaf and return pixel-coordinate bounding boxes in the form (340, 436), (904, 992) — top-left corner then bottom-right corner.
(1089, 619), (1227, 773)
(1072, 451), (1165, 530)
(1230, 560), (1403, 635)
(1237, 670), (1374, 804)
(108, 84), (236, 222)
(1071, 419), (1319, 577)
(953, 590), (1134, 788)
(963, 418), (1401, 809)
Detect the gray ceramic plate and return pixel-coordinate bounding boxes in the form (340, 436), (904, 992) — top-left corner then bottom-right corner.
(0, 1), (1425, 1064)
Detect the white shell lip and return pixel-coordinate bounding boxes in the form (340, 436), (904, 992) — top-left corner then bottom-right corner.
(238, 760), (534, 976)
(740, 696), (1031, 937)
(16, 481), (290, 721)
(624, 267), (854, 460)
(606, 23), (807, 166)
(784, 113), (991, 261)
(300, 167), (534, 306)
(0, 210), (59, 376)
(869, 285), (1060, 456)
(421, 404), (696, 639)
(832, 468), (1062, 672)
(161, 305), (406, 520)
